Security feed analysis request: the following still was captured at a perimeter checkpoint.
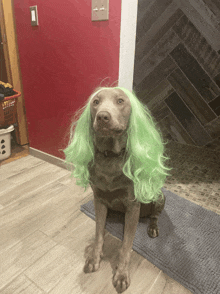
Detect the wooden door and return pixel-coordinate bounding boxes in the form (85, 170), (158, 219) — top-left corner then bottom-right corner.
(0, 0), (29, 145)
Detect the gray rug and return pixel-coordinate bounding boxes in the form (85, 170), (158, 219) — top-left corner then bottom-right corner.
(80, 188), (220, 294)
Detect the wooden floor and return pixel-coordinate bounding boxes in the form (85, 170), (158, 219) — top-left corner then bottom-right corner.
(0, 154), (193, 294)
(0, 142), (29, 166)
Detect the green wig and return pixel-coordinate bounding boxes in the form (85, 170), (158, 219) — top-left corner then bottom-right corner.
(64, 86), (171, 203)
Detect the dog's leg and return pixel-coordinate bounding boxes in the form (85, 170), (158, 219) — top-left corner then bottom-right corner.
(113, 202), (140, 293)
(84, 197), (107, 273)
(148, 193), (165, 238)
(148, 212), (160, 238)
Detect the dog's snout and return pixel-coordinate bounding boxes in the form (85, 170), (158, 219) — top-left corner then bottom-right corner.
(97, 111), (111, 124)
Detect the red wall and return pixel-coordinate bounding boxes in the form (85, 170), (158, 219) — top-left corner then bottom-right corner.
(13, 0), (121, 158)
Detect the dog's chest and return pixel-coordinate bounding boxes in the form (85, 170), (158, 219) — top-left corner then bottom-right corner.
(89, 153), (132, 192)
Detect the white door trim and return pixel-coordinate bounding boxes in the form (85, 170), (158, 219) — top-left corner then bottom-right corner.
(118, 0), (138, 92)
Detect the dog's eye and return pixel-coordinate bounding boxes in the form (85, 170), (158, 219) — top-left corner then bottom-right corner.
(118, 99), (124, 104)
(93, 100), (99, 105)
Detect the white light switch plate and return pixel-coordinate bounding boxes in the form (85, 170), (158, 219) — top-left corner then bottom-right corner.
(92, 0), (109, 21)
(30, 6), (39, 26)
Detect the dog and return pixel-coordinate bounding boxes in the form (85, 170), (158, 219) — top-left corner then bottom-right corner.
(64, 87), (170, 293)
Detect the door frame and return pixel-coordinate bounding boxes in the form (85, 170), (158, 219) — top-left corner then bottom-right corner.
(0, 0), (28, 145)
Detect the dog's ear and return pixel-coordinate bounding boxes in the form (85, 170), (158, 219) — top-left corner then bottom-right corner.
(64, 101), (94, 189)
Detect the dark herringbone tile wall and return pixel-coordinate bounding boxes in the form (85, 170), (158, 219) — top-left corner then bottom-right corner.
(134, 0), (220, 152)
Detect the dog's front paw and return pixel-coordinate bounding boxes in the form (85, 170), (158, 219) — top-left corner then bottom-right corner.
(83, 255), (101, 273)
(113, 267), (130, 293)
(148, 224), (159, 238)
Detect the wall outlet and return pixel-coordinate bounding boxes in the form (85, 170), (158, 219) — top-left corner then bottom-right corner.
(92, 0), (109, 21)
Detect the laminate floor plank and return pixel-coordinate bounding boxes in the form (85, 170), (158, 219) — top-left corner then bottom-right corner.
(0, 178), (17, 198)
(25, 244), (78, 293)
(161, 276), (193, 294)
(0, 180), (69, 253)
(0, 162), (69, 207)
(0, 180), (68, 230)
(0, 178), (92, 254)
(40, 195), (93, 239)
(0, 230), (56, 290)
(6, 159), (69, 186)
(1, 274), (45, 294)
(0, 155), (44, 181)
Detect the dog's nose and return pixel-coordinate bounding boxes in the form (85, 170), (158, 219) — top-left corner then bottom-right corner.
(97, 111), (111, 123)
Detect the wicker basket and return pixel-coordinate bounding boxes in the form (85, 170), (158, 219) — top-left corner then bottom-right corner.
(0, 90), (21, 128)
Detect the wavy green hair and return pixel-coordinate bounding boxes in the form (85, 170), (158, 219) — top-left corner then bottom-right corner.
(64, 86), (171, 203)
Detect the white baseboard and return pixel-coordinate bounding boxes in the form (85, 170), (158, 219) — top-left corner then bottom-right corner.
(29, 147), (70, 170)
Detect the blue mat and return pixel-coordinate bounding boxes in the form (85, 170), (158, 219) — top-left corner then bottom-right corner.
(80, 188), (220, 294)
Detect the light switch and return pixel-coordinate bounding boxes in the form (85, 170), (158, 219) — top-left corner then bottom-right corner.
(30, 6), (39, 26)
(92, 0), (109, 21)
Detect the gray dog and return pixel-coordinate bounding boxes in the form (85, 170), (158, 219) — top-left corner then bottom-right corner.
(64, 87), (169, 293)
